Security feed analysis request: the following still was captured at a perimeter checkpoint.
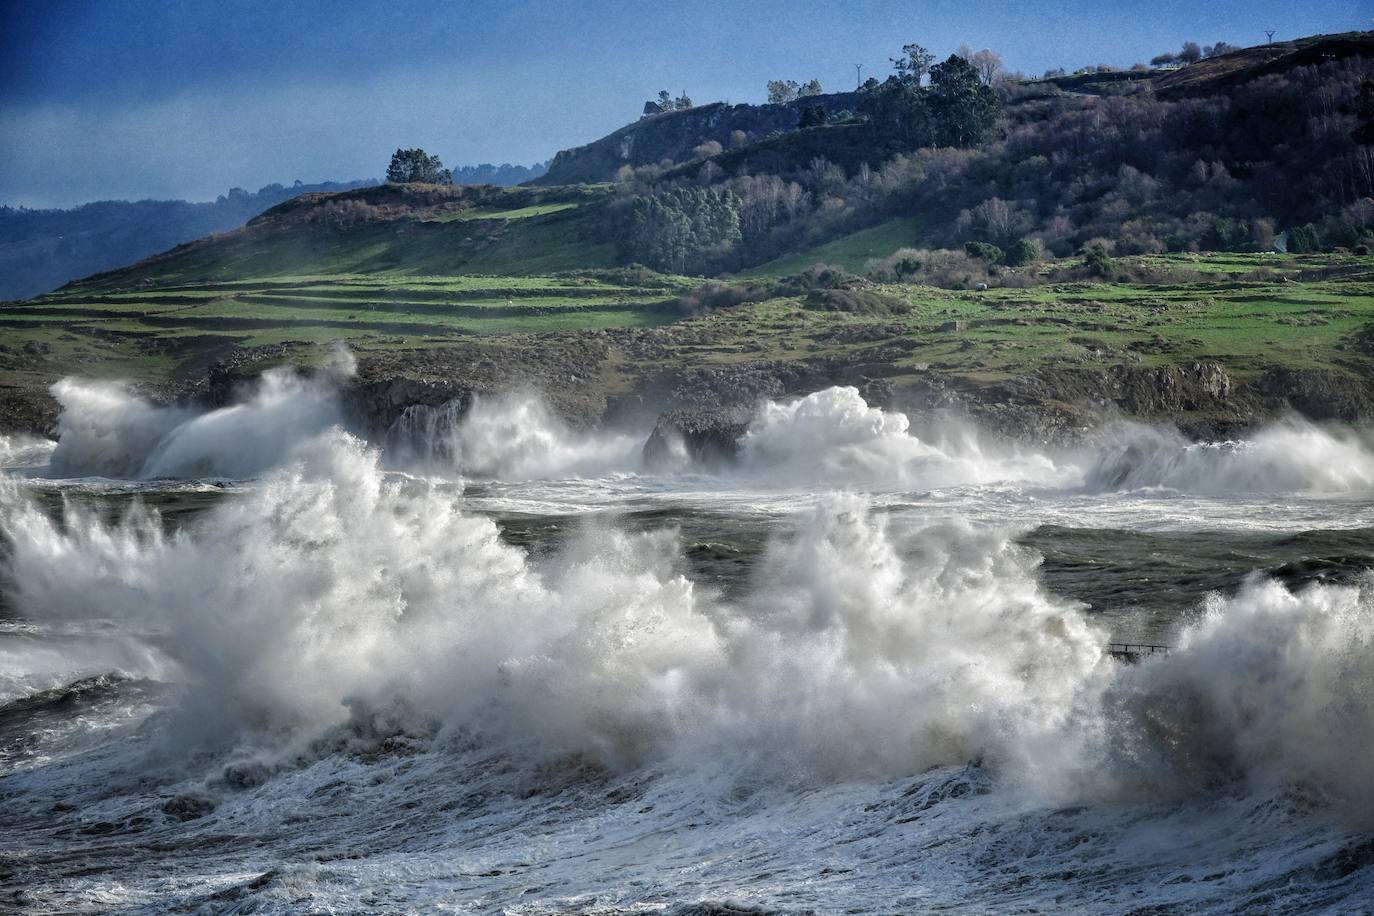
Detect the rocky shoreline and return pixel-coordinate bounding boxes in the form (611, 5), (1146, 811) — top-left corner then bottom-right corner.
(4, 326), (1373, 452)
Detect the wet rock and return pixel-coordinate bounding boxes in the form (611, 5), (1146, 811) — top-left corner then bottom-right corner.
(1258, 366), (1374, 421)
(1107, 361), (1233, 414)
(204, 359), (245, 407)
(643, 406), (753, 469)
(343, 376), (474, 436)
(219, 761), (272, 790)
(162, 793), (217, 821)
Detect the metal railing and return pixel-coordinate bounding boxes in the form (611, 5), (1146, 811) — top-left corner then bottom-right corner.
(1106, 642), (1173, 659)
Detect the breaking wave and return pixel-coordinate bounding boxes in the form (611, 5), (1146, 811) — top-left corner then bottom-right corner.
(29, 364), (1374, 502)
(0, 431), (1103, 781)
(0, 433), (54, 471)
(7, 381), (1374, 911)
(387, 392), (642, 480)
(737, 386), (1069, 490)
(1083, 420), (1374, 496)
(1104, 572), (1374, 816)
(5, 429), (1374, 817)
(45, 354), (354, 480)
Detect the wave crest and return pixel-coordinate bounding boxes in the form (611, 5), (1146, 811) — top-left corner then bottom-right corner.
(46, 358), (353, 480)
(1083, 420), (1374, 495)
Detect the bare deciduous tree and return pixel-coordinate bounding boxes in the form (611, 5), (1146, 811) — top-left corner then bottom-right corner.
(970, 48), (1004, 86)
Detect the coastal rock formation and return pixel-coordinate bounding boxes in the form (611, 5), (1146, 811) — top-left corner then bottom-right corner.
(642, 406), (754, 469)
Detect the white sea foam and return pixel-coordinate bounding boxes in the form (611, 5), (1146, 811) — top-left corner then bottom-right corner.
(36, 367), (1374, 500)
(1101, 572), (1374, 816)
(8, 426), (1374, 814)
(388, 392), (642, 480)
(44, 354), (353, 480)
(736, 386), (1070, 490)
(1, 430), (1105, 782)
(1083, 419), (1374, 496)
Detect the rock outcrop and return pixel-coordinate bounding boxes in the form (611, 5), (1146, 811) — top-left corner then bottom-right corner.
(1258, 367), (1374, 421)
(342, 376), (475, 438)
(642, 406), (754, 469)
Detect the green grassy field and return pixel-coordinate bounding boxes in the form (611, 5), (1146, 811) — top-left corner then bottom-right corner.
(427, 202), (583, 222)
(744, 217), (925, 277)
(0, 272), (693, 393)
(638, 261), (1369, 400)
(5, 255), (1371, 391)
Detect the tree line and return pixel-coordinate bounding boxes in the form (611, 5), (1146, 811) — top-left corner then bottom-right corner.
(1151, 39), (1240, 67)
(602, 39), (1373, 277)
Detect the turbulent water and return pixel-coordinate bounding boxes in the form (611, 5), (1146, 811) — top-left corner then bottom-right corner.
(3, 370), (1374, 914)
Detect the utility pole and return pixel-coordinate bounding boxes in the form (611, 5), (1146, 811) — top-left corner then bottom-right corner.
(1265, 30), (1275, 45)
(855, 63), (863, 89)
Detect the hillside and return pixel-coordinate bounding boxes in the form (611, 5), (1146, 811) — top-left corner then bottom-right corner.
(0, 180), (376, 302)
(536, 92), (862, 185)
(86, 183), (618, 287)
(2, 31), (1373, 442)
(0, 164), (552, 303)
(1153, 31), (1374, 97)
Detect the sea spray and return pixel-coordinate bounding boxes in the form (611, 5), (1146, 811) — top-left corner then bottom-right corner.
(45, 379), (196, 478)
(8, 429), (1374, 813)
(1101, 572), (1374, 816)
(39, 371), (1374, 497)
(1082, 418), (1374, 495)
(2, 430), (1107, 782)
(0, 433), (56, 471)
(8, 419), (1374, 913)
(736, 386), (1070, 490)
(387, 392), (642, 480)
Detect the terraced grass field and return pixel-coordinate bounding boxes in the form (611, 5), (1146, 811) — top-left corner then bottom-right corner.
(0, 272), (693, 395)
(676, 258), (1374, 388)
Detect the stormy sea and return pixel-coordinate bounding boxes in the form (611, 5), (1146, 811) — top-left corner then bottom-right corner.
(3, 360), (1373, 914)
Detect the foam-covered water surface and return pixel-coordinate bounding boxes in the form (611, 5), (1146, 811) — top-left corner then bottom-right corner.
(2, 375), (1373, 913)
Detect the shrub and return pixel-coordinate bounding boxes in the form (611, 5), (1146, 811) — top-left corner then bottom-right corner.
(804, 287), (909, 315)
(1082, 242), (1115, 278)
(963, 240), (1004, 263)
(866, 247), (1006, 288)
(693, 140), (723, 159)
(786, 263), (863, 291)
(673, 280), (769, 316)
(1005, 237), (1042, 266)
(1287, 223), (1322, 254)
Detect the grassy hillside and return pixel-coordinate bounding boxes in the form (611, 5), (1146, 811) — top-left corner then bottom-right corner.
(0, 179), (378, 302)
(0, 271), (690, 395)
(744, 218), (924, 277)
(57, 183), (617, 289)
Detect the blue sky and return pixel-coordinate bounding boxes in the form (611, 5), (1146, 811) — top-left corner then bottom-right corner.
(1, 0), (1369, 208)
